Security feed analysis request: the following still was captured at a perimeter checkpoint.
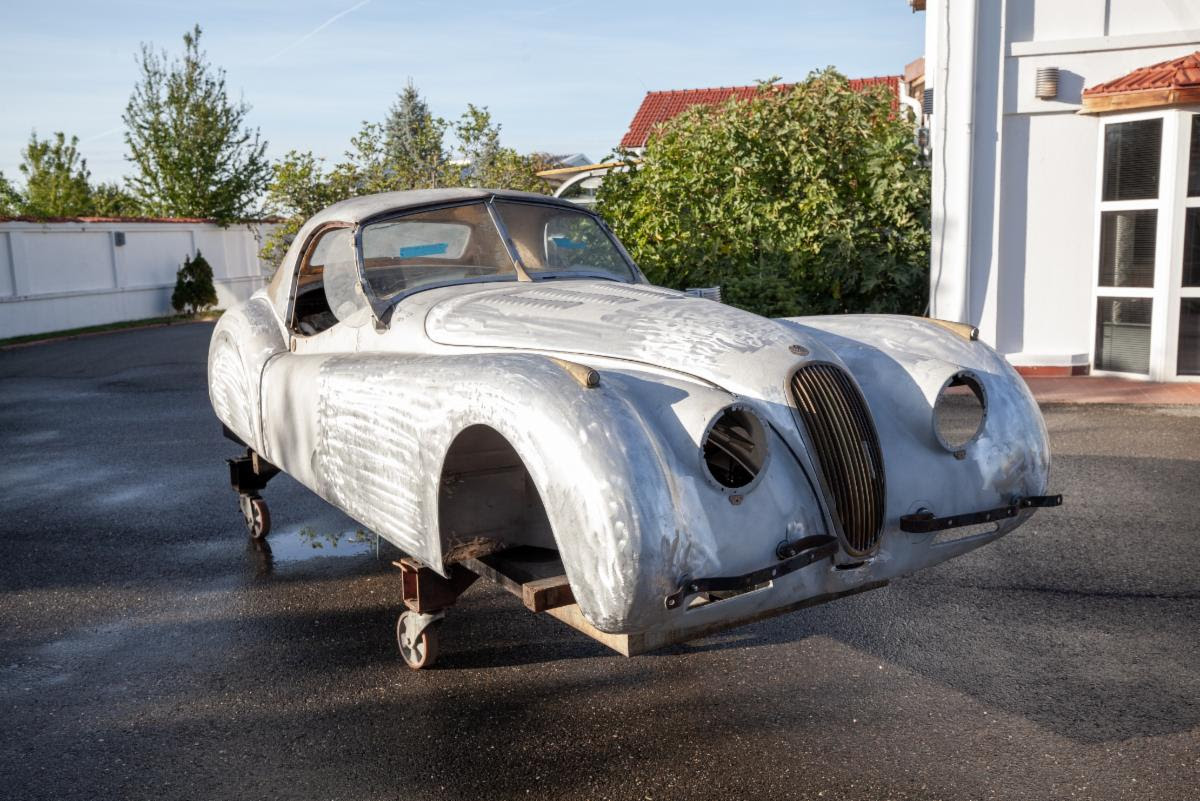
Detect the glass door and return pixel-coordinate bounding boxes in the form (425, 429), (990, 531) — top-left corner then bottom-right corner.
(1093, 117), (1163, 375)
(1176, 115), (1200, 377)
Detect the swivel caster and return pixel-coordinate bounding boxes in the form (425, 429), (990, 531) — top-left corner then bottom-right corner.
(396, 610), (443, 669)
(239, 493), (270, 540)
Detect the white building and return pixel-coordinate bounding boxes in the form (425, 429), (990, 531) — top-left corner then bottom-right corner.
(919, 0), (1200, 380)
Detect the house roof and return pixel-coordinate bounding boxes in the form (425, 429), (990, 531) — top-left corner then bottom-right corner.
(1081, 51), (1200, 113)
(618, 76), (901, 148)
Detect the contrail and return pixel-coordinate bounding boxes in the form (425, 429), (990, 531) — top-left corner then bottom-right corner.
(82, 126), (124, 143)
(264, 0), (372, 64)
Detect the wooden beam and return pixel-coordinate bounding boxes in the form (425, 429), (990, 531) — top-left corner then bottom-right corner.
(1081, 87), (1200, 114)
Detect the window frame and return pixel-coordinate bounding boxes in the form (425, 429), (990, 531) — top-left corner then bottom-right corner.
(286, 222), (355, 338)
(1173, 114), (1200, 378)
(1089, 108), (1200, 381)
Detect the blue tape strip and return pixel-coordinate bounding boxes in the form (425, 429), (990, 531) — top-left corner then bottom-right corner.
(399, 242), (449, 258)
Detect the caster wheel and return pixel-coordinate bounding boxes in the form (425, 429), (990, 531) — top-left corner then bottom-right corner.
(396, 611), (440, 670)
(240, 494), (270, 540)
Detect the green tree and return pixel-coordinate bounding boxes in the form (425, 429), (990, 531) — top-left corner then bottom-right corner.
(171, 250), (218, 314)
(597, 70), (930, 318)
(384, 79), (449, 188)
(0, 172), (20, 216)
(260, 150), (356, 267)
(17, 131), (93, 218)
(89, 182), (141, 217)
(123, 25), (270, 223)
(451, 105), (551, 193)
(259, 90), (551, 271)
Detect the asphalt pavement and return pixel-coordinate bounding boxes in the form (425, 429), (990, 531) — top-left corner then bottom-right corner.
(1, 322), (1198, 801)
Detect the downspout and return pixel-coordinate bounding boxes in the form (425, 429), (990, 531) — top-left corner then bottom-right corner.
(931, 0), (980, 324)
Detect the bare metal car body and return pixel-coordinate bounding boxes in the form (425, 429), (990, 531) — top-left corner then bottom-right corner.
(209, 188), (1055, 649)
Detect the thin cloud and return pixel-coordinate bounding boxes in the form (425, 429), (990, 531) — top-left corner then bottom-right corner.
(264, 0), (372, 64)
(82, 125), (124, 143)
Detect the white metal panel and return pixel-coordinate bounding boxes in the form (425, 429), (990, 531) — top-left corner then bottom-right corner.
(0, 232), (12, 296)
(25, 231), (114, 295)
(119, 230), (194, 287)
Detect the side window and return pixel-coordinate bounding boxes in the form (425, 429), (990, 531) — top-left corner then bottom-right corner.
(291, 227), (357, 336)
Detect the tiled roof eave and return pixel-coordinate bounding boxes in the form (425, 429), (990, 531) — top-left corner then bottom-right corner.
(1080, 85), (1200, 114)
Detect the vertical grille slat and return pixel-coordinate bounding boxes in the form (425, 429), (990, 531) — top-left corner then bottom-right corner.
(790, 364), (886, 555)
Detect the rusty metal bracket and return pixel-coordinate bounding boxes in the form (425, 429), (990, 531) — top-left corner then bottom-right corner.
(396, 558), (479, 614)
(900, 494), (1063, 534)
(665, 535), (838, 610)
(227, 448), (280, 495)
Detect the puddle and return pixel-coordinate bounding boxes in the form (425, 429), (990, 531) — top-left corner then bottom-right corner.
(253, 525), (379, 565)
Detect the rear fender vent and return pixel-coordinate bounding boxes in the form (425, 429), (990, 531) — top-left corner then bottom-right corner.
(789, 364), (886, 556)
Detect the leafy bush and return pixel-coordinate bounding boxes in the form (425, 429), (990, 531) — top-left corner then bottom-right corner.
(171, 250), (218, 315)
(596, 70), (930, 318)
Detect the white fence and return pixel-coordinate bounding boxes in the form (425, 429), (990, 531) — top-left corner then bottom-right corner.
(0, 219), (277, 339)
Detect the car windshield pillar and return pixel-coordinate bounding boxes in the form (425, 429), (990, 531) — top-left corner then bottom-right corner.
(484, 198), (533, 282)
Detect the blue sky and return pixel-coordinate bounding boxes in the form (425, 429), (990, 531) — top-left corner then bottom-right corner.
(0, 0), (924, 185)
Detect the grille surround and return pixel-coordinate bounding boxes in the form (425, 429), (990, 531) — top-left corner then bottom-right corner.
(789, 363), (887, 556)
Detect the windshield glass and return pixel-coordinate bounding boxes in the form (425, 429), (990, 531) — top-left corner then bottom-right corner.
(492, 200), (635, 281)
(359, 202), (516, 301)
(358, 199), (637, 306)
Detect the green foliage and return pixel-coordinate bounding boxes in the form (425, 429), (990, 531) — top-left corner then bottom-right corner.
(384, 79), (449, 187)
(123, 25), (270, 224)
(171, 249), (218, 315)
(452, 104), (553, 193)
(261, 150), (355, 267)
(596, 69), (930, 318)
(89, 182), (141, 217)
(0, 172), (20, 217)
(259, 83), (551, 270)
(18, 131), (94, 217)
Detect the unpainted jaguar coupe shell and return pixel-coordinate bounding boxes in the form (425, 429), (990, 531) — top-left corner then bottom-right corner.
(208, 189), (1051, 635)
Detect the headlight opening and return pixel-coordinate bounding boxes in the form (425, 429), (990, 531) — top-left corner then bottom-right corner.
(933, 371), (988, 454)
(701, 405), (769, 491)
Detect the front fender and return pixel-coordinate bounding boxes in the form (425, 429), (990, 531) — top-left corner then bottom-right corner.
(287, 352), (683, 632)
(207, 292), (286, 452)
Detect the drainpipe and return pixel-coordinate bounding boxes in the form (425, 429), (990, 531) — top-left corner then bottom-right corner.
(930, 0), (980, 324)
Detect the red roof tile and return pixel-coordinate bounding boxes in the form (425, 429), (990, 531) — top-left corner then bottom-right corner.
(1082, 51), (1200, 112)
(619, 76), (900, 149)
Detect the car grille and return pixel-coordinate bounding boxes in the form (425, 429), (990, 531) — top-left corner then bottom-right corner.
(789, 364), (886, 556)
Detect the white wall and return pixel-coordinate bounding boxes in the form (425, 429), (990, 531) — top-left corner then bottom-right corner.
(926, 0), (1200, 373)
(0, 220), (276, 339)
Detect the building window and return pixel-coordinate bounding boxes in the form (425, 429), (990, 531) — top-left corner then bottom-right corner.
(1095, 297), (1153, 374)
(1181, 115), (1200, 375)
(1184, 208), (1200, 287)
(1098, 209), (1157, 287)
(1189, 115), (1200, 198)
(1180, 299), (1200, 375)
(1094, 117), (1163, 376)
(1102, 118), (1162, 201)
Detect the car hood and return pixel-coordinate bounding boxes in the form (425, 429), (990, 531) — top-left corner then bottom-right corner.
(423, 280), (835, 397)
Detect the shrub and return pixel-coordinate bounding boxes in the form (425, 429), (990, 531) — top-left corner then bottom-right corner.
(596, 70), (930, 319)
(171, 250), (218, 315)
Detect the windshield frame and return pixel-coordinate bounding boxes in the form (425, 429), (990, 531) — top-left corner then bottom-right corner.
(353, 195), (644, 323)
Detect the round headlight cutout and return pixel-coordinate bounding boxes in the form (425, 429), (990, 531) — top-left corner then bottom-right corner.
(933, 372), (987, 453)
(701, 405), (769, 490)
